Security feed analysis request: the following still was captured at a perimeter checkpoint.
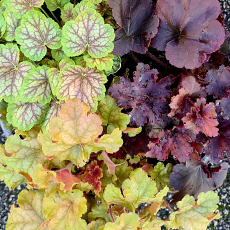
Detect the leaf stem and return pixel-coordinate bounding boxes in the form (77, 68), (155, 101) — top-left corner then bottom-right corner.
(163, 197), (173, 213)
(109, 205), (115, 222)
(40, 7), (49, 18)
(129, 51), (140, 63)
(50, 11), (61, 26)
(146, 51), (172, 70)
(74, 0), (77, 6)
(65, 162), (74, 170)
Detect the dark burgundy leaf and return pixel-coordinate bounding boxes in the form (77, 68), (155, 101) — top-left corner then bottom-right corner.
(108, 0), (159, 56)
(204, 117), (230, 163)
(170, 162), (228, 203)
(217, 94), (230, 119)
(146, 127), (196, 162)
(109, 63), (172, 126)
(182, 98), (219, 137)
(151, 0), (225, 69)
(205, 65), (230, 99)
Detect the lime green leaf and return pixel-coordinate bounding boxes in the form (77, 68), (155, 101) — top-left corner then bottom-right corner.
(43, 190), (87, 229)
(47, 68), (59, 96)
(88, 202), (110, 222)
(87, 219), (105, 230)
(149, 162), (173, 191)
(51, 48), (68, 61)
(0, 44), (34, 103)
(62, 8), (114, 58)
(2, 127), (49, 176)
(57, 65), (107, 112)
(97, 95), (130, 131)
(21, 66), (53, 104)
(104, 168), (158, 210)
(59, 58), (75, 69)
(42, 98), (64, 132)
(104, 213), (139, 230)
(83, 0), (102, 4)
(6, 101), (49, 131)
(8, 0), (44, 19)
(15, 11), (62, 61)
(0, 164), (27, 189)
(84, 53), (114, 71)
(0, 13), (6, 37)
(153, 186), (169, 202)
(3, 9), (20, 41)
(6, 190), (47, 230)
(169, 191), (220, 230)
(45, 0), (69, 11)
(103, 55), (121, 76)
(126, 154), (140, 164)
(61, 3), (74, 22)
(72, 0), (95, 17)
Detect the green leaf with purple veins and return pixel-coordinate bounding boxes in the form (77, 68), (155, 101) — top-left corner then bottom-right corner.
(47, 68), (59, 96)
(6, 101), (49, 131)
(51, 48), (68, 61)
(42, 98), (64, 132)
(84, 53), (114, 71)
(8, 0), (44, 19)
(59, 58), (75, 69)
(45, 0), (69, 11)
(61, 3), (74, 22)
(3, 9), (21, 41)
(0, 13), (6, 37)
(72, 1), (95, 17)
(62, 8), (114, 58)
(0, 44), (34, 103)
(15, 11), (62, 61)
(21, 66), (53, 104)
(103, 55), (121, 76)
(57, 65), (107, 112)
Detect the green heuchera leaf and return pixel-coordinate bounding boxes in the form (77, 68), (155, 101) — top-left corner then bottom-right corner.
(72, 0), (95, 17)
(149, 162), (173, 191)
(0, 164), (27, 189)
(15, 11), (62, 61)
(45, 0), (69, 11)
(3, 9), (20, 41)
(83, 0), (102, 4)
(0, 44), (34, 103)
(21, 65), (53, 104)
(84, 53), (114, 71)
(169, 191), (220, 230)
(104, 213), (139, 230)
(97, 95), (130, 131)
(61, 3), (74, 22)
(62, 8), (114, 58)
(51, 48), (68, 61)
(57, 65), (107, 112)
(6, 101), (49, 131)
(59, 58), (75, 69)
(6, 190), (47, 230)
(43, 190), (87, 229)
(0, 13), (6, 37)
(1, 127), (49, 176)
(8, 0), (44, 19)
(87, 219), (105, 230)
(103, 55), (121, 76)
(47, 68), (59, 96)
(42, 98), (64, 132)
(104, 168), (158, 210)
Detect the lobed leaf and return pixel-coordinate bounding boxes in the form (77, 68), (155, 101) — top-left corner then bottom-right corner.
(61, 3), (75, 22)
(45, 0), (69, 11)
(0, 12), (6, 37)
(0, 44), (34, 103)
(15, 11), (62, 61)
(21, 65), (53, 104)
(72, 0), (96, 17)
(57, 65), (107, 112)
(51, 48), (68, 61)
(103, 55), (121, 76)
(6, 101), (49, 131)
(62, 8), (114, 58)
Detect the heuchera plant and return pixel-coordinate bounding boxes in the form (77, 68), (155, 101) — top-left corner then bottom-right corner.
(0, 0), (229, 229)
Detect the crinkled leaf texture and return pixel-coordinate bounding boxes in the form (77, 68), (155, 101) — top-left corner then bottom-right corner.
(151, 0), (225, 69)
(109, 63), (172, 126)
(205, 65), (230, 99)
(104, 168), (157, 210)
(57, 65), (107, 112)
(0, 44), (34, 103)
(182, 98), (219, 137)
(146, 128), (195, 162)
(169, 162), (228, 203)
(15, 11), (62, 61)
(38, 98), (122, 167)
(108, 0), (159, 56)
(62, 8), (115, 58)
